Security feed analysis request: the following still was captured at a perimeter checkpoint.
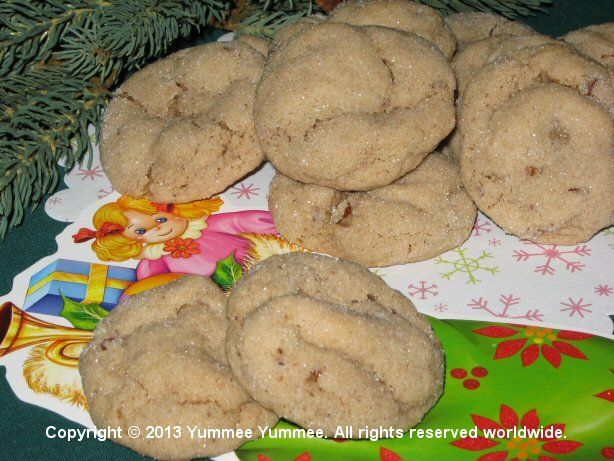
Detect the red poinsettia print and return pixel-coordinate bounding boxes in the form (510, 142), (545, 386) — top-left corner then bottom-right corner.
(450, 366), (489, 390)
(473, 325), (592, 368)
(595, 369), (614, 403)
(595, 389), (614, 402)
(452, 404), (583, 460)
(294, 453), (312, 461)
(380, 447), (403, 461)
(163, 237), (200, 258)
(602, 446), (614, 459)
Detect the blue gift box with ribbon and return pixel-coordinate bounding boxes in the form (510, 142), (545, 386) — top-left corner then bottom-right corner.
(24, 259), (137, 316)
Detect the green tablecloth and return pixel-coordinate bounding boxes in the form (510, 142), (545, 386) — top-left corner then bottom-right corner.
(1, 1), (613, 459)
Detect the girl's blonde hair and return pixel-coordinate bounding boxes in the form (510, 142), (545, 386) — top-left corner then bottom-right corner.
(90, 195), (223, 261)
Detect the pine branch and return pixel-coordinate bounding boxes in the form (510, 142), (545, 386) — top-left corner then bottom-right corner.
(0, 0), (230, 238)
(224, 1), (323, 37)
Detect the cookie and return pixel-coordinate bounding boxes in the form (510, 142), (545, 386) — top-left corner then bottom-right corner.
(226, 252), (444, 436)
(268, 151), (476, 266)
(459, 43), (614, 244)
(563, 23), (614, 70)
(444, 34), (555, 160)
(329, 0), (456, 60)
(235, 34), (271, 56)
(255, 21), (456, 190)
(272, 15), (328, 49)
(452, 34), (555, 96)
(100, 41), (266, 203)
(79, 276), (277, 460)
(444, 12), (536, 48)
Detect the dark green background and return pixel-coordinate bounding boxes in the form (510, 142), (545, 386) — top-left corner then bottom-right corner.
(1, 1), (613, 459)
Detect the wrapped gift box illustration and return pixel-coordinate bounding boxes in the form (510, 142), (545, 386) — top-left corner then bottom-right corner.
(24, 259), (137, 316)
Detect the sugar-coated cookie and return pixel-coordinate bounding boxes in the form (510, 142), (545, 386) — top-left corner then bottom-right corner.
(452, 34), (555, 96)
(272, 15), (328, 49)
(100, 41), (266, 203)
(444, 34), (555, 160)
(459, 43), (614, 244)
(563, 23), (614, 70)
(235, 34), (271, 56)
(255, 21), (456, 191)
(444, 12), (537, 48)
(226, 252), (444, 436)
(79, 276), (277, 460)
(268, 152), (476, 266)
(329, 0), (456, 60)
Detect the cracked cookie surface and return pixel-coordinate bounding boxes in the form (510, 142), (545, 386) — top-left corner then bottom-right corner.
(459, 43), (614, 244)
(329, 0), (456, 60)
(444, 12), (537, 48)
(452, 34), (555, 97)
(268, 151), (476, 267)
(100, 41), (266, 203)
(444, 34), (555, 160)
(254, 21), (456, 191)
(79, 276), (277, 460)
(234, 34), (271, 56)
(226, 252), (444, 436)
(563, 23), (614, 70)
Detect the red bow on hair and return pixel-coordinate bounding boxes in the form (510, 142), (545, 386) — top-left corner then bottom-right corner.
(72, 222), (124, 243)
(152, 202), (174, 213)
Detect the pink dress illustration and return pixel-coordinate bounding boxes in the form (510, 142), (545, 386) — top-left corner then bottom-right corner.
(136, 210), (277, 279)
(72, 196), (295, 283)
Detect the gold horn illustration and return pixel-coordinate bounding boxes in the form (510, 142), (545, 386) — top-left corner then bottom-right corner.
(0, 302), (93, 366)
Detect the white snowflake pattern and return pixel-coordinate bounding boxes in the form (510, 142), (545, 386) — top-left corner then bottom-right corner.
(48, 197), (62, 205)
(512, 242), (590, 275)
(468, 294), (543, 321)
(594, 284), (613, 296)
(433, 303), (448, 312)
(560, 298), (593, 318)
(488, 238), (501, 247)
(472, 218), (493, 237)
(407, 281), (438, 300)
(231, 182), (261, 200)
(76, 165), (104, 181)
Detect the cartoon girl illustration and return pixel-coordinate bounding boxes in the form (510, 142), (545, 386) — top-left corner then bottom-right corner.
(72, 195), (280, 279)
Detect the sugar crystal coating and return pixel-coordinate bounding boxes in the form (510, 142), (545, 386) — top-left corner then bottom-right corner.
(226, 252), (444, 436)
(329, 0), (456, 60)
(100, 41), (266, 202)
(80, 276), (278, 460)
(459, 43), (614, 243)
(269, 151), (477, 266)
(255, 21), (456, 191)
(445, 34), (555, 160)
(563, 23), (614, 70)
(444, 12), (537, 48)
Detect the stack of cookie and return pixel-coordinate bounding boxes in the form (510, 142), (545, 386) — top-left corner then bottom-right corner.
(80, 253), (445, 459)
(100, 0), (482, 268)
(100, 0), (613, 267)
(262, 2), (482, 267)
